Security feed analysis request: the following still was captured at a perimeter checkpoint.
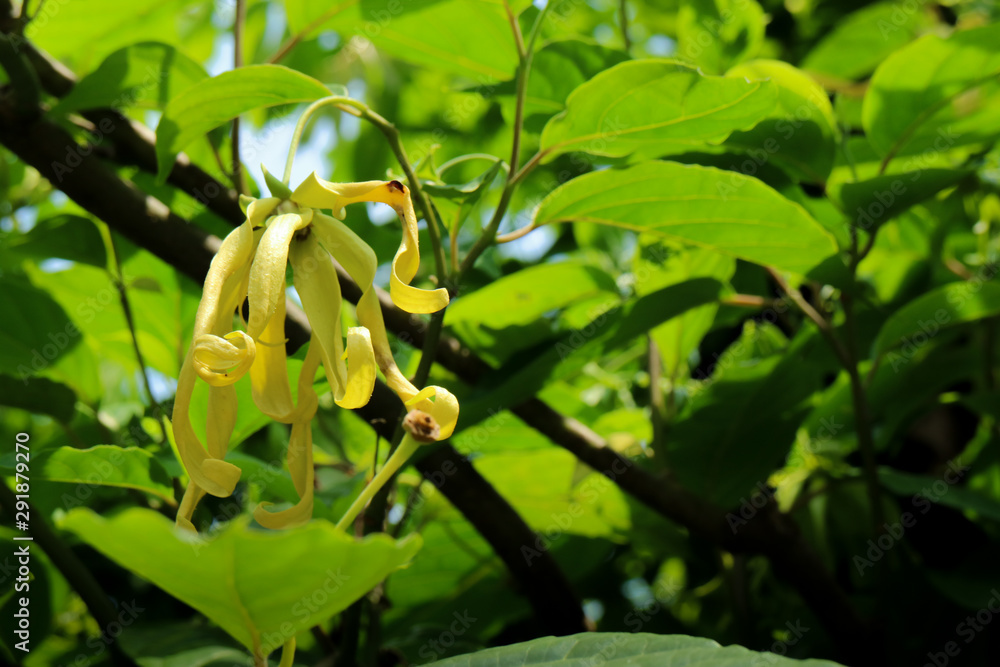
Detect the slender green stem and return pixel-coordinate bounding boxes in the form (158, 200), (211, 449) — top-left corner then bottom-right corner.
(458, 4), (551, 274)
(109, 234), (165, 437)
(230, 0), (247, 195)
(278, 638), (296, 667)
(336, 435), (421, 531)
(282, 96), (360, 185)
(619, 0), (631, 52)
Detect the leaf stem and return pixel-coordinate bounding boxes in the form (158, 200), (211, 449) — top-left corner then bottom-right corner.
(335, 435), (422, 531)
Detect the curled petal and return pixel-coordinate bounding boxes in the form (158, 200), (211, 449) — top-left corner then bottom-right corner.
(192, 331), (256, 386)
(289, 233), (376, 410)
(247, 210), (312, 339)
(247, 197), (282, 228)
(404, 385), (460, 440)
(294, 174), (448, 314)
(195, 220), (256, 337)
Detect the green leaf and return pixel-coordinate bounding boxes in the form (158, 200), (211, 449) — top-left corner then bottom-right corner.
(801, 1), (930, 82)
(457, 278), (724, 428)
(0, 276), (78, 377)
(26, 0), (205, 67)
(676, 0), (766, 74)
(533, 161), (839, 276)
(34, 446), (175, 504)
(422, 632), (846, 666)
(862, 24), (1000, 167)
(879, 467), (1000, 522)
(539, 60), (777, 161)
(0, 374), (76, 423)
(154, 65), (330, 179)
(829, 169), (969, 230)
(2, 214), (107, 267)
(724, 60), (840, 183)
(52, 42), (208, 115)
(873, 281), (1000, 356)
(60, 508), (422, 657)
(358, 0), (519, 80)
(668, 332), (825, 507)
(423, 158), (503, 202)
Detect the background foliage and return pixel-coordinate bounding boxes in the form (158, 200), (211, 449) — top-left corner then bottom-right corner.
(2, 0), (1000, 665)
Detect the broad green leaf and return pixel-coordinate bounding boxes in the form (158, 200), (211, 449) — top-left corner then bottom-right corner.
(283, 0), (359, 37)
(52, 42), (208, 115)
(423, 632), (845, 666)
(155, 65), (330, 179)
(829, 169), (969, 230)
(0, 374), (76, 423)
(533, 161), (839, 275)
(34, 446), (175, 504)
(634, 238), (736, 379)
(801, 1), (931, 83)
(0, 276), (79, 377)
(669, 331), (825, 507)
(676, 0), (766, 74)
(120, 622), (248, 667)
(358, 0), (518, 80)
(60, 508), (422, 657)
(423, 158), (504, 202)
(27, 0), (205, 67)
(540, 60), (777, 161)
(724, 60), (840, 183)
(447, 261), (618, 329)
(863, 24), (1000, 168)
(2, 215), (107, 267)
(879, 467), (1000, 522)
(473, 448), (630, 539)
(458, 278), (724, 428)
(873, 281), (1000, 355)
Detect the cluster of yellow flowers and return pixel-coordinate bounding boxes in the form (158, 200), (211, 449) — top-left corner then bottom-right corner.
(172, 170), (459, 532)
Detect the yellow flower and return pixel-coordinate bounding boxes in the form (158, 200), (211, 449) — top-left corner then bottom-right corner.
(172, 171), (459, 532)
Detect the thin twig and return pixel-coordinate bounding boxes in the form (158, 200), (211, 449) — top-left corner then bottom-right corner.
(618, 0), (631, 52)
(231, 0), (247, 195)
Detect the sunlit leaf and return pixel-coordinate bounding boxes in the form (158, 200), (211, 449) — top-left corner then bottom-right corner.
(540, 60), (777, 161)
(53, 42), (208, 114)
(533, 161), (839, 275)
(34, 446), (175, 504)
(61, 508), (422, 656)
(155, 65), (330, 179)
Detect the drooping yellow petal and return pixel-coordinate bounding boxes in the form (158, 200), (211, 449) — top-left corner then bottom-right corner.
(253, 339), (321, 529)
(311, 212), (414, 400)
(292, 173), (448, 314)
(173, 220), (256, 502)
(247, 210), (312, 339)
(289, 232), (376, 410)
(249, 288), (296, 423)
